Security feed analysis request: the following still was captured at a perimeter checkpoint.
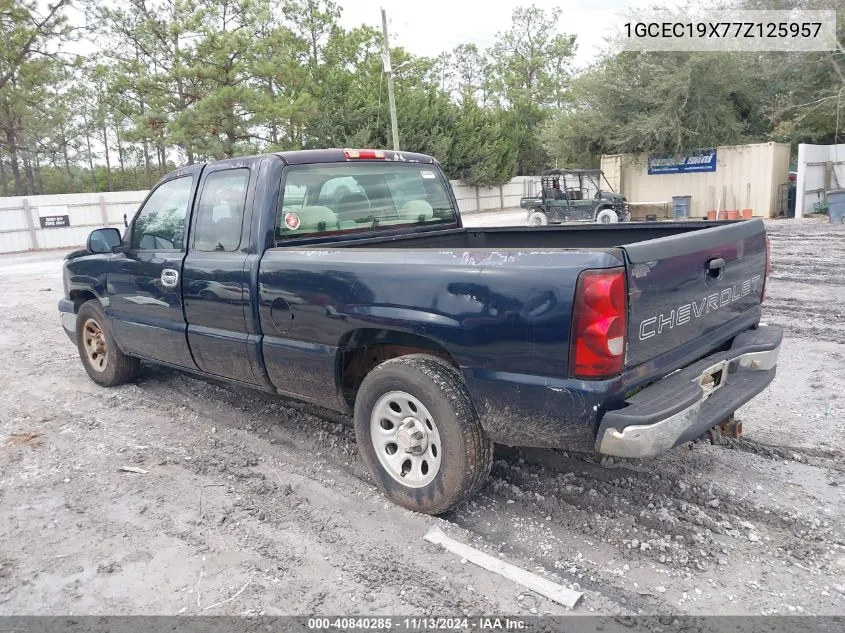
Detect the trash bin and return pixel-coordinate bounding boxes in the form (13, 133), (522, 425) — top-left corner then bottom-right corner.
(827, 189), (845, 224)
(672, 195), (692, 220)
(787, 184), (796, 217)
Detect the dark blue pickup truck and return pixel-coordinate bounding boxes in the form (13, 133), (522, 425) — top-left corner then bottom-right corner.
(59, 149), (781, 514)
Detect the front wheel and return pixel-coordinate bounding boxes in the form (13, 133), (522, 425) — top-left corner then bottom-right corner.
(353, 355), (493, 514)
(76, 300), (140, 387)
(527, 210), (549, 226)
(595, 208), (619, 224)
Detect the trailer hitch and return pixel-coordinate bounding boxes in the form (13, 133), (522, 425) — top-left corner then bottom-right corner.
(705, 416), (742, 446)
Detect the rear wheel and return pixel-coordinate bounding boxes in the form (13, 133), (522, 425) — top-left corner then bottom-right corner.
(596, 208), (618, 224)
(528, 210), (548, 226)
(353, 354), (493, 514)
(76, 300), (140, 387)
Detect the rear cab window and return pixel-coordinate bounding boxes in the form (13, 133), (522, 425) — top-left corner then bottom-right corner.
(275, 163), (457, 241)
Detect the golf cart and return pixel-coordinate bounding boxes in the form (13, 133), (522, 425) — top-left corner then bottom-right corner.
(520, 169), (629, 225)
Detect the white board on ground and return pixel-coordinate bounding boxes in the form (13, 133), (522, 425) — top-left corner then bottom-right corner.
(423, 526), (582, 609)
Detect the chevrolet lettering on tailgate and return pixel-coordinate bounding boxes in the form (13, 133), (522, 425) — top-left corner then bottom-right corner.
(639, 274), (763, 341)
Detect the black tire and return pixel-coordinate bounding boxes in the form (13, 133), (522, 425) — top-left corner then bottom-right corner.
(76, 300), (140, 387)
(353, 354), (493, 514)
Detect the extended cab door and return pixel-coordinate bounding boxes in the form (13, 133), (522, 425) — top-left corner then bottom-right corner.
(108, 170), (200, 368)
(181, 159), (261, 383)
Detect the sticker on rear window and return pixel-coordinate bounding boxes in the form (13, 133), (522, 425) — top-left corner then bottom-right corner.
(284, 212), (301, 230)
(420, 170), (436, 179)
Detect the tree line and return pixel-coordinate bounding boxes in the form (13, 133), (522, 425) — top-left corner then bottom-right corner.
(0, 0), (842, 197)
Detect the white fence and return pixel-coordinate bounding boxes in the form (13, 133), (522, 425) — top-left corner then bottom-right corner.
(0, 190), (148, 254)
(0, 176), (537, 254)
(451, 176), (535, 213)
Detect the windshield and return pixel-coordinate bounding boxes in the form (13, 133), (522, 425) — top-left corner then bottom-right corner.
(275, 162), (457, 241)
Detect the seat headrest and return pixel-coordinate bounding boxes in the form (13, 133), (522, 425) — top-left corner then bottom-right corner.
(287, 206), (338, 232)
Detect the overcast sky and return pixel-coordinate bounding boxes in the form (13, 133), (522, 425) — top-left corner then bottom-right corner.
(337, 0), (651, 69)
(58, 0), (650, 69)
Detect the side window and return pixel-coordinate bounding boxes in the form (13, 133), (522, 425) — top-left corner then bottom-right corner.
(194, 169), (250, 252)
(131, 177), (193, 250)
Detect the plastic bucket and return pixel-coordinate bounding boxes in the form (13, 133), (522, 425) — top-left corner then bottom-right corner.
(742, 209), (753, 219)
(828, 189), (845, 224)
(672, 195), (692, 220)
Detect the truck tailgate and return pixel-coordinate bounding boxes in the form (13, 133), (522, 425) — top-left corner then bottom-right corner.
(623, 220), (767, 368)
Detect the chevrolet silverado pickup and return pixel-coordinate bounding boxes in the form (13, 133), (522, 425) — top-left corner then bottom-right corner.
(59, 149), (781, 514)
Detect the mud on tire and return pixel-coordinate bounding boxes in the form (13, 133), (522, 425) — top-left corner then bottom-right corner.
(353, 354), (493, 514)
(76, 300), (140, 387)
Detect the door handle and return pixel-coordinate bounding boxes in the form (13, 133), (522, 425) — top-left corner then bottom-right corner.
(161, 269), (179, 288)
(706, 258), (726, 279)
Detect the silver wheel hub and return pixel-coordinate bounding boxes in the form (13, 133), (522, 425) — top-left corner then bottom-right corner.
(370, 391), (442, 488)
(396, 417), (428, 454)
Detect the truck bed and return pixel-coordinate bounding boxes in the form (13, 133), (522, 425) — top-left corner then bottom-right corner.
(259, 218), (767, 450)
(278, 217), (766, 372)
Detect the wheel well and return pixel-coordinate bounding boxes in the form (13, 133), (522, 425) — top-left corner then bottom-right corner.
(337, 329), (459, 407)
(70, 289), (98, 312)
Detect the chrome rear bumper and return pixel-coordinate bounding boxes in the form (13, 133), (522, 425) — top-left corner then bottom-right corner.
(597, 326), (782, 458)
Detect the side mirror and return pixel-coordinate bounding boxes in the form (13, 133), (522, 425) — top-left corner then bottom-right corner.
(87, 228), (122, 254)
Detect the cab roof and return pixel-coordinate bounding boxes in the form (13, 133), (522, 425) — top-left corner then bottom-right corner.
(157, 149), (438, 185)
(277, 148), (436, 165)
(156, 149), (440, 186)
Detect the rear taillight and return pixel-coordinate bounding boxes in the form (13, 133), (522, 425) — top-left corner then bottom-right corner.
(570, 268), (627, 379)
(762, 235), (772, 302)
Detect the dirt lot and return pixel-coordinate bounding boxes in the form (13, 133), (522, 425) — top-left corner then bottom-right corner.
(0, 216), (843, 617)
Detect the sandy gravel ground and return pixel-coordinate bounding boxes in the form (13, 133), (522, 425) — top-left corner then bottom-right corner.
(0, 215), (843, 617)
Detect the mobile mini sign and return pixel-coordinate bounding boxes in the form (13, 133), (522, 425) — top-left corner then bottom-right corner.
(648, 149), (717, 175)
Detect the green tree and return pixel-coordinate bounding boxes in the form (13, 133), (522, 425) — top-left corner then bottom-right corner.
(0, 0), (74, 195)
(542, 0), (844, 166)
(487, 5), (576, 109)
(175, 0), (267, 159)
(486, 5), (576, 175)
(543, 51), (771, 166)
(444, 98), (517, 187)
